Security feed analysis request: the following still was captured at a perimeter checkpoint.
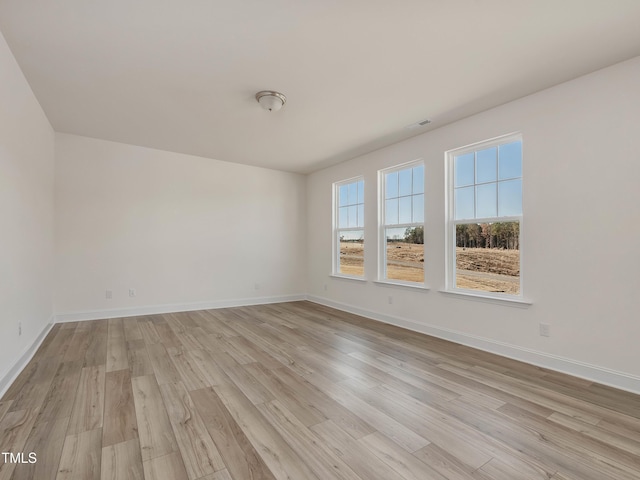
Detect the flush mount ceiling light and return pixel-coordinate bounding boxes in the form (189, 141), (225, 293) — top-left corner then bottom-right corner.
(255, 91), (287, 112)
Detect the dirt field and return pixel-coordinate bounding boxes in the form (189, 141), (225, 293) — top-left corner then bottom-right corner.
(340, 243), (519, 293)
(339, 242), (365, 276)
(456, 247), (520, 294)
(385, 243), (424, 282)
(456, 247), (519, 276)
(339, 242), (424, 282)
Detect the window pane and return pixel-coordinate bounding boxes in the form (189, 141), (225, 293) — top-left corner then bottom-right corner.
(386, 171), (398, 198)
(357, 204), (364, 228)
(399, 196), (412, 224)
(412, 194), (424, 223)
(476, 183), (497, 218)
(476, 147), (497, 183)
(339, 185), (349, 207)
(385, 227), (424, 283)
(357, 180), (364, 204)
(348, 205), (358, 227)
(348, 182), (358, 205)
(498, 179), (522, 216)
(339, 230), (364, 276)
(412, 165), (424, 194)
(399, 168), (412, 196)
(455, 186), (474, 220)
(455, 221), (520, 295)
(385, 198), (398, 224)
(499, 141), (522, 180)
(339, 207), (348, 228)
(455, 153), (474, 187)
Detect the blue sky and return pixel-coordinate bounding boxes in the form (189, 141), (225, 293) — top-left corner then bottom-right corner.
(337, 144), (521, 239)
(385, 164), (424, 226)
(338, 180), (364, 229)
(454, 141), (522, 220)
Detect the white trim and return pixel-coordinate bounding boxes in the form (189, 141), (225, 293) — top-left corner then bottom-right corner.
(439, 289), (531, 307)
(333, 176), (366, 278)
(54, 294), (306, 323)
(305, 295), (640, 395)
(0, 316), (54, 399)
(378, 159), (426, 284)
(4, 297), (639, 401)
(447, 131), (522, 157)
(372, 280), (430, 291)
(445, 133), (525, 300)
(329, 274), (367, 283)
(379, 157), (425, 175)
(452, 215), (521, 225)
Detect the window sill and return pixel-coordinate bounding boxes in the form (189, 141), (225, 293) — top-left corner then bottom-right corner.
(439, 289), (532, 307)
(373, 280), (429, 291)
(330, 274), (367, 283)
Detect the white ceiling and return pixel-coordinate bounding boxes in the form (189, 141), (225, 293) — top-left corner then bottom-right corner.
(1, 1), (640, 173)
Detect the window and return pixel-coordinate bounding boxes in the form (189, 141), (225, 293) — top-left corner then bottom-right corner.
(379, 161), (425, 284)
(446, 134), (523, 297)
(334, 178), (365, 277)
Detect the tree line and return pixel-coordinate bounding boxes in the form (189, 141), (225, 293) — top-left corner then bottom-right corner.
(456, 222), (519, 250)
(403, 226), (424, 244)
(342, 224), (517, 249)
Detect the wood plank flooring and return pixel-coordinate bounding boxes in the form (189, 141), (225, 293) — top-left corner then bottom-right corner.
(1, 301), (640, 480)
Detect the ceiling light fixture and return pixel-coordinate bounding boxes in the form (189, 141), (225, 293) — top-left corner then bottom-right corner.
(255, 91), (287, 112)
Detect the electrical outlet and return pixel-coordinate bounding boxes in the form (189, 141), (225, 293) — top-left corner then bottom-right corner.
(106, 290), (112, 299)
(323, 284), (328, 291)
(18, 322), (22, 336)
(129, 289), (136, 298)
(388, 296), (393, 305)
(539, 323), (550, 337)
(254, 283), (260, 290)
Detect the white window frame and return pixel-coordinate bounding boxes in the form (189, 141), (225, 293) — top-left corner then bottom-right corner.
(333, 176), (365, 278)
(378, 159), (425, 286)
(445, 132), (524, 300)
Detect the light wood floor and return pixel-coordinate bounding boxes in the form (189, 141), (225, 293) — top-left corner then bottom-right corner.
(1, 301), (639, 480)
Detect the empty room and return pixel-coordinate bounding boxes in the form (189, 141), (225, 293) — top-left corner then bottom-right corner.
(1, 1), (640, 479)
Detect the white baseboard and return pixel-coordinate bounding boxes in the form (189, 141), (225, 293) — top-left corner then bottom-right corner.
(54, 294), (307, 323)
(0, 316), (54, 399)
(14, 296), (638, 398)
(306, 295), (640, 395)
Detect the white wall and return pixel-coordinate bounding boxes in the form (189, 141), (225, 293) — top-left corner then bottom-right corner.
(3, 17), (638, 395)
(55, 134), (307, 317)
(0, 31), (55, 386)
(307, 56), (640, 391)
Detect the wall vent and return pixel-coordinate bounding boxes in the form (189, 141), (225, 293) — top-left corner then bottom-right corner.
(405, 119), (432, 129)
